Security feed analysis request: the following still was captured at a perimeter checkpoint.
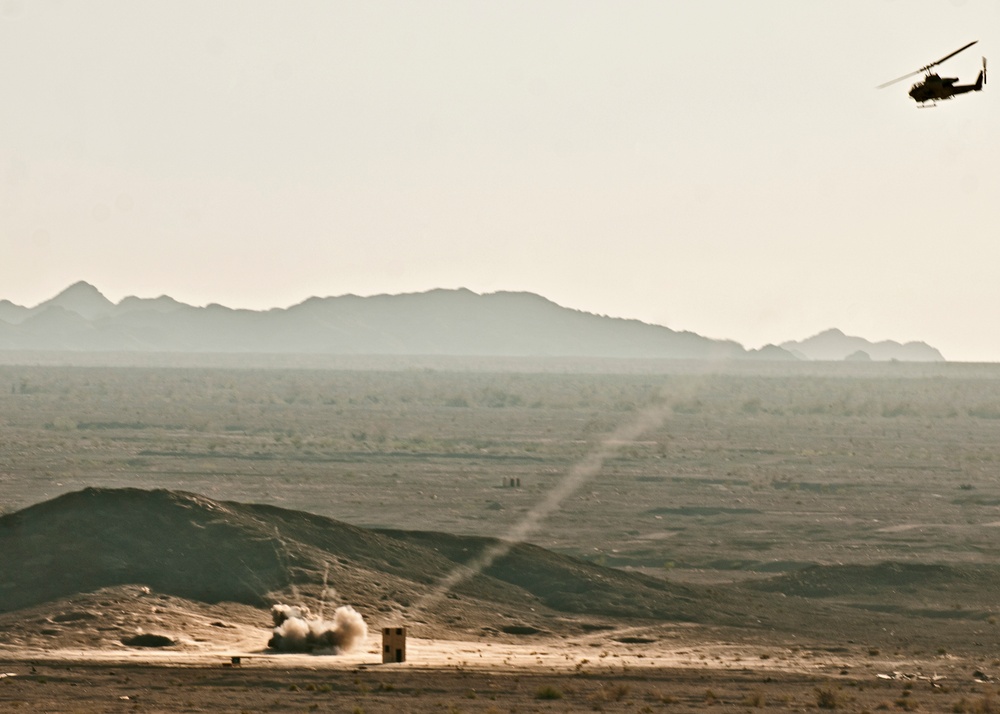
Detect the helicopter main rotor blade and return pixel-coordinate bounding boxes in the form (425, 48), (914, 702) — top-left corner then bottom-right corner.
(876, 68), (924, 89)
(925, 40), (978, 71)
(877, 40), (978, 90)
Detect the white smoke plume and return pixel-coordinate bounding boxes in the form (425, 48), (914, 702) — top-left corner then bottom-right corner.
(267, 603), (368, 654)
(413, 401), (674, 614)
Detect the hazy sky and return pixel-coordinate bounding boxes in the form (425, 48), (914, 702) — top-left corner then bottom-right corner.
(2, 1), (998, 360)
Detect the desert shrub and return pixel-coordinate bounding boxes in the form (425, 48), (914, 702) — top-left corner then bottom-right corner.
(880, 403), (910, 417)
(647, 688), (676, 704)
(816, 686), (839, 709)
(952, 691), (999, 714)
(672, 399), (702, 414)
(968, 406), (1000, 419)
(591, 683), (629, 702)
(535, 685), (563, 700)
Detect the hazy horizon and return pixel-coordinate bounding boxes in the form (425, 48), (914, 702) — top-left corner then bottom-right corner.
(2, 2), (998, 360)
(0, 280), (948, 365)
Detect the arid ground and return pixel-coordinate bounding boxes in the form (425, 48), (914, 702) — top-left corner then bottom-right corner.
(2, 646), (998, 713)
(1, 357), (999, 711)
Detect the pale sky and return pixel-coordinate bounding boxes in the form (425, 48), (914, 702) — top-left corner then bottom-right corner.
(2, 1), (998, 360)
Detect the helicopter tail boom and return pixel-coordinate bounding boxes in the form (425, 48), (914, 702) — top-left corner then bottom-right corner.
(944, 69), (985, 98)
(960, 57), (986, 94)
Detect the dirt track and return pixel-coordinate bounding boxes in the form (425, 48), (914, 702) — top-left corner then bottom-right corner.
(2, 637), (998, 713)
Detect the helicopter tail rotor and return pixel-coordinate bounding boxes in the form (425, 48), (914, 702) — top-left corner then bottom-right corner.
(973, 56), (987, 92)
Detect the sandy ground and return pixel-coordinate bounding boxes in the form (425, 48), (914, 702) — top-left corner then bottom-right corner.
(5, 365), (1000, 712)
(2, 625), (997, 713)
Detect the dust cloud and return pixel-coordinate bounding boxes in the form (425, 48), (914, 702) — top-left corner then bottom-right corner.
(267, 603), (368, 654)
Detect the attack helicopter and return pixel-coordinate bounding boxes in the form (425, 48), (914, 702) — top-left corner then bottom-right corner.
(878, 40), (986, 104)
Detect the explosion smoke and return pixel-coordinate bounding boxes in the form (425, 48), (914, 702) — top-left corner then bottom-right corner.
(413, 401), (673, 614)
(267, 603), (368, 654)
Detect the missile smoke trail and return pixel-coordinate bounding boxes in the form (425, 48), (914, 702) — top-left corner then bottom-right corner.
(413, 401), (673, 614)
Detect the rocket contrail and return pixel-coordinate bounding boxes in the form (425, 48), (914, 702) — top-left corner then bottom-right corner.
(413, 401), (673, 614)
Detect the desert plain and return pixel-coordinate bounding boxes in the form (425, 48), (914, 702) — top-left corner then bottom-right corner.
(1, 356), (999, 712)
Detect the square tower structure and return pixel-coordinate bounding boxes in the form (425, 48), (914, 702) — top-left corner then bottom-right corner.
(382, 626), (406, 663)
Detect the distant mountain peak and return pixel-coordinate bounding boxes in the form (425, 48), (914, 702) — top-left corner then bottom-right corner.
(815, 327), (846, 338)
(115, 294), (188, 316)
(40, 281), (114, 320)
(54, 280), (105, 299)
(781, 329), (944, 362)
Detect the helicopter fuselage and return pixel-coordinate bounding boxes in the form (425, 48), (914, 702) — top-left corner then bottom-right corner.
(879, 41), (985, 104)
(909, 71), (983, 102)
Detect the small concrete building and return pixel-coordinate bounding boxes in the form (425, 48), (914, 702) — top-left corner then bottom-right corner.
(382, 626), (406, 663)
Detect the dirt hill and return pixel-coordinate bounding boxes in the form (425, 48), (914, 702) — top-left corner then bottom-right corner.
(3, 488), (996, 656)
(0, 488), (752, 638)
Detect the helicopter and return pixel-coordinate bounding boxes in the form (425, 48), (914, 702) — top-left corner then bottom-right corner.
(878, 40), (986, 104)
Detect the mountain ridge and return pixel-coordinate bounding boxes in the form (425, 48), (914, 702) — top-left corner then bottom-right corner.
(781, 327), (944, 362)
(0, 283), (943, 361)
